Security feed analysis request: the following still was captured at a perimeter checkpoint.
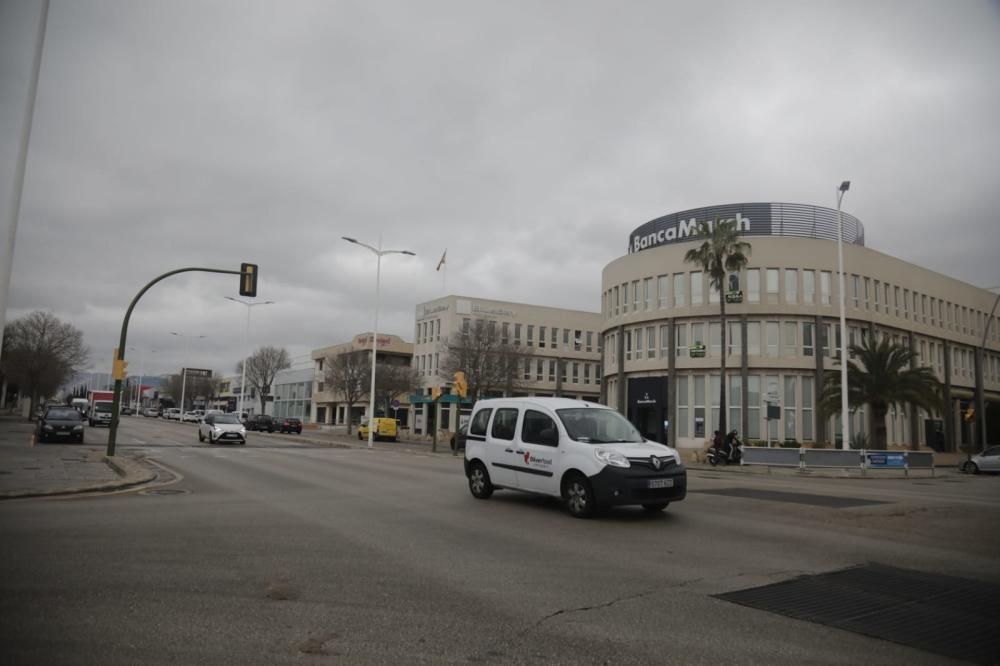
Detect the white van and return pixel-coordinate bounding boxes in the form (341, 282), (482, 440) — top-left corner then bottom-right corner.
(463, 397), (686, 518)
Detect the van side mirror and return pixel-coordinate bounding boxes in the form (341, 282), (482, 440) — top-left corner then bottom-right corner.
(540, 428), (558, 447)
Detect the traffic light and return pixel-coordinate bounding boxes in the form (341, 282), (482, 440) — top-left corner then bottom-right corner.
(112, 358), (129, 381)
(431, 386), (442, 401)
(239, 262), (258, 297)
(454, 371), (467, 398)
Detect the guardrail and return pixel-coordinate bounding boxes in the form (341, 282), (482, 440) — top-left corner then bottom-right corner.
(741, 447), (934, 476)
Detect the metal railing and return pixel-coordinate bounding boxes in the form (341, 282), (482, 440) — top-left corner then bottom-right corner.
(741, 446), (934, 476)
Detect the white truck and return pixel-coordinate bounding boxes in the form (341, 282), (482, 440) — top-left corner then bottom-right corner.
(88, 390), (114, 427)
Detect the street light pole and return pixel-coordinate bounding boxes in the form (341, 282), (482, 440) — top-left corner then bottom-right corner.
(836, 180), (851, 450)
(224, 297), (275, 416)
(342, 236), (415, 449)
(170, 332), (206, 416)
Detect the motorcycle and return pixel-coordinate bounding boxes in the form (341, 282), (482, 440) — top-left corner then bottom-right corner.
(706, 433), (743, 466)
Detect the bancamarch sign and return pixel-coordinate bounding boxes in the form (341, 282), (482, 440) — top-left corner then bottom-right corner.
(628, 202), (865, 255)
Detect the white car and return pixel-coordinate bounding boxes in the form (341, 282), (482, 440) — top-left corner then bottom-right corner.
(198, 412), (246, 445)
(963, 446), (1000, 474)
(463, 397), (686, 518)
(163, 408), (181, 421)
(182, 411), (200, 423)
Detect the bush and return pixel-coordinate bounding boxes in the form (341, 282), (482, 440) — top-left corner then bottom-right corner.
(780, 439), (800, 449)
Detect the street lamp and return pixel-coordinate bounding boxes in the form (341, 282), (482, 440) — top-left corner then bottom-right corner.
(224, 296), (275, 416)
(342, 236), (415, 449)
(170, 332), (206, 416)
(836, 180), (851, 450)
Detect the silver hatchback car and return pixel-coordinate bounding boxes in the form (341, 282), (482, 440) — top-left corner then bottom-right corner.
(198, 413), (246, 445)
(962, 446), (1000, 474)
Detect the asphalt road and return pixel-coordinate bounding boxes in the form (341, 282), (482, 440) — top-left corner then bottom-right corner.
(1, 417), (998, 664)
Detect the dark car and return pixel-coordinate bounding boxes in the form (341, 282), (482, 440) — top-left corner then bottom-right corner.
(36, 406), (85, 443)
(450, 422), (468, 452)
(246, 414), (274, 432)
(275, 417), (302, 434)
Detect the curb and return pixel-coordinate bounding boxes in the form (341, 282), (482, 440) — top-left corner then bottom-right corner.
(0, 455), (157, 500)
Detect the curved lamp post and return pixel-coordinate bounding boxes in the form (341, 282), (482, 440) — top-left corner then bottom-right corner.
(342, 236), (415, 448)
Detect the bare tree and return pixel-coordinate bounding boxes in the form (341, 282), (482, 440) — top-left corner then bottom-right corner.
(236, 346), (291, 415)
(371, 361), (422, 418)
(438, 319), (534, 400)
(1, 311), (88, 416)
(324, 350), (368, 434)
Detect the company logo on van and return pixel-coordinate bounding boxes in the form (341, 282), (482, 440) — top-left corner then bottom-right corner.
(525, 451), (553, 466)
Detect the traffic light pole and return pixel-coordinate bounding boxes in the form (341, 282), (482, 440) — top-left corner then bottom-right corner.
(107, 266), (249, 456)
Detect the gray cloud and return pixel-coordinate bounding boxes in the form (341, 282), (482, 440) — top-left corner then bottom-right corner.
(2, 0), (998, 378)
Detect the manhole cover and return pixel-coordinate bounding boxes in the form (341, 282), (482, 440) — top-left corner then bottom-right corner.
(689, 487), (886, 508)
(139, 488), (189, 496)
(715, 563), (1000, 663)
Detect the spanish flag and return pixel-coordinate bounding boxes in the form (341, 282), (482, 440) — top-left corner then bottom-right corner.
(436, 249), (447, 271)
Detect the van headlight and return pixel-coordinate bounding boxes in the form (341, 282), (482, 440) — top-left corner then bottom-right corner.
(595, 449), (630, 468)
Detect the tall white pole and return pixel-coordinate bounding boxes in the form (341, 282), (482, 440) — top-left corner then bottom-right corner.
(836, 181), (851, 450)
(367, 241), (382, 449)
(0, 0), (48, 356)
(239, 306), (250, 415)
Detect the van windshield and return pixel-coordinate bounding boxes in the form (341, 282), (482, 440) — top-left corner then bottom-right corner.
(556, 408), (644, 444)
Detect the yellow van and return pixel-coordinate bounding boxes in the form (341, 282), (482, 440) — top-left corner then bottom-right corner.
(358, 417), (398, 442)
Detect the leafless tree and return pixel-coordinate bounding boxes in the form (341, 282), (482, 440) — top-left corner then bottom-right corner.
(236, 346), (290, 415)
(438, 319), (534, 400)
(371, 361), (422, 418)
(324, 350), (369, 433)
(1, 311), (88, 416)
(162, 372), (220, 411)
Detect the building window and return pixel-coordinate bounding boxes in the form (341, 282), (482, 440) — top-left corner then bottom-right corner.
(766, 321), (779, 357)
(527, 325), (534, 346)
(436, 319), (441, 340)
(783, 322), (797, 356)
(514, 324), (521, 345)
(802, 322), (815, 357)
(548, 360), (556, 382)
(563, 328), (570, 351)
(852, 275), (860, 309)
(501, 322), (510, 344)
(643, 277), (652, 310)
(552, 327), (559, 349)
(747, 375), (760, 439)
(586, 331), (593, 352)
(766, 375), (780, 441)
(660, 324), (670, 357)
(583, 364), (590, 385)
(747, 321), (761, 356)
(747, 268), (760, 303)
(673, 273), (686, 307)
(784, 376), (797, 441)
(894, 286), (901, 317)
(613, 287), (620, 316)
(874, 280), (881, 312)
(864, 277), (871, 310)
(646, 326), (656, 359)
(691, 323), (705, 354)
(691, 271), (703, 306)
(903, 289), (910, 319)
(537, 359), (544, 382)
(709, 322), (721, 357)
(523, 358), (531, 381)
(710, 374), (720, 433)
(658, 275), (669, 309)
(622, 283), (629, 311)
(785, 269), (798, 305)
(803, 270), (815, 305)
(625, 330), (632, 361)
(727, 321), (741, 357)
(802, 376), (814, 441)
(635, 328), (643, 360)
(633, 280), (640, 311)
(676, 376), (689, 438)
(561, 360), (568, 384)
(766, 269), (779, 304)
(694, 375), (706, 439)
(572, 362), (579, 384)
(729, 375), (742, 434)
(539, 326), (546, 348)
(463, 318), (470, 334)
(675, 324), (687, 358)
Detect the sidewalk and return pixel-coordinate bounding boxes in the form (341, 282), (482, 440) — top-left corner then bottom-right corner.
(0, 416), (155, 499)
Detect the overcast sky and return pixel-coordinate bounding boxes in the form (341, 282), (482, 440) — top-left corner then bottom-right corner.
(2, 0), (998, 379)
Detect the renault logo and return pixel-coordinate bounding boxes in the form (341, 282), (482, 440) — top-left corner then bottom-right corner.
(650, 456), (661, 470)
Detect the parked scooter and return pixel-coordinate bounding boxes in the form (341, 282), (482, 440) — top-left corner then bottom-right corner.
(706, 430), (743, 466)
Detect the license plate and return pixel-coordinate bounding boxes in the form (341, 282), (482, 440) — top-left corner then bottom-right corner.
(648, 478), (673, 489)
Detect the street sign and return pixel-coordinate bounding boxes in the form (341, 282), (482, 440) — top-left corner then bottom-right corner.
(391, 399), (400, 409)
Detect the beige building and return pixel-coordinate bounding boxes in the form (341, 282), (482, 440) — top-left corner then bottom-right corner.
(602, 202), (1000, 451)
(411, 295), (603, 436)
(310, 332), (413, 426)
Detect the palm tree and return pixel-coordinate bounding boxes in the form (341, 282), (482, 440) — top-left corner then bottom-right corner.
(683, 219), (751, 436)
(819, 334), (943, 449)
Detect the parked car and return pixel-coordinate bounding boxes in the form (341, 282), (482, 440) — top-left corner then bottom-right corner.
(181, 411), (200, 423)
(963, 446), (1000, 474)
(275, 417), (302, 434)
(358, 417), (397, 442)
(198, 412), (246, 445)
(163, 408), (181, 421)
(450, 422), (468, 452)
(246, 414), (274, 432)
(142, 407), (160, 418)
(121, 406), (135, 415)
(35, 406), (85, 444)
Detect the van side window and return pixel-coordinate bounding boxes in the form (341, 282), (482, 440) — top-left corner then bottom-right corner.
(490, 408), (519, 440)
(522, 410), (557, 446)
(469, 408), (493, 437)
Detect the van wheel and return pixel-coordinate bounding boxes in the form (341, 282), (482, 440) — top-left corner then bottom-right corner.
(563, 474), (596, 519)
(642, 502), (669, 512)
(468, 461), (493, 499)
(965, 461), (980, 475)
